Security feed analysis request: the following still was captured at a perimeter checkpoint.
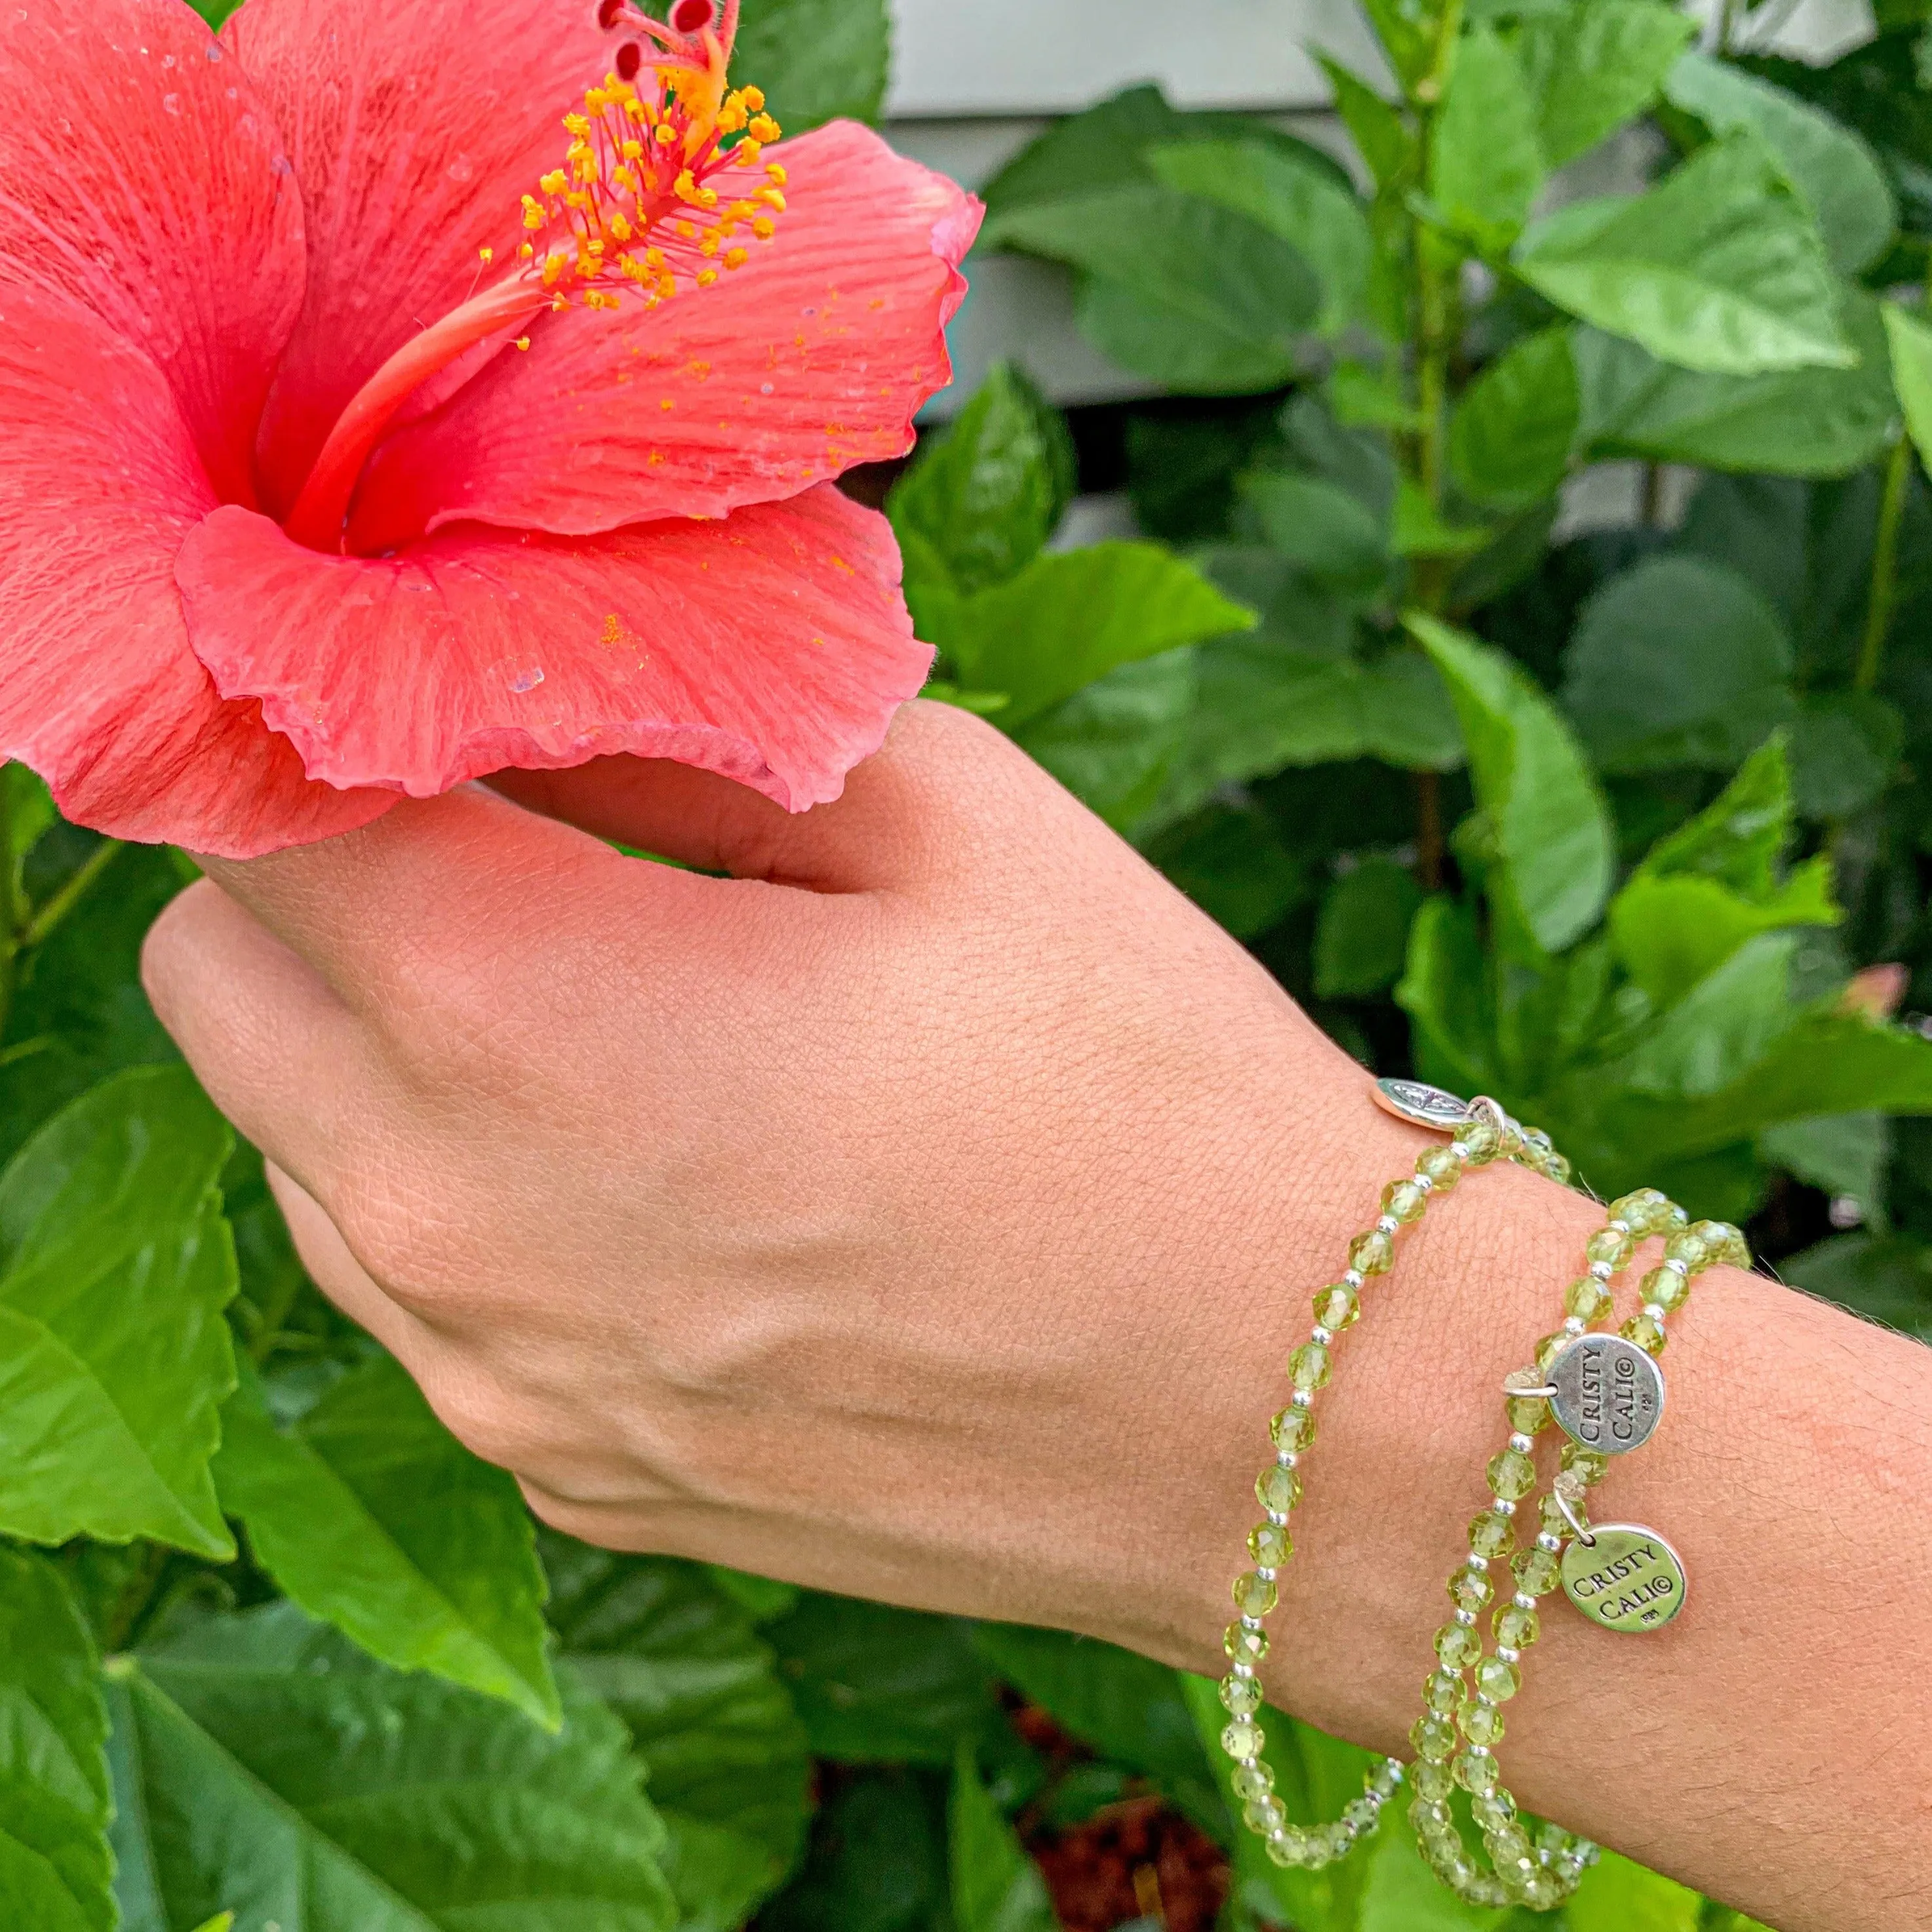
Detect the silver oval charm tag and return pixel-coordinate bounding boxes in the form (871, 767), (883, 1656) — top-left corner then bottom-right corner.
(1561, 1525), (1687, 1633)
(1371, 1078), (1474, 1134)
(1548, 1333), (1665, 1457)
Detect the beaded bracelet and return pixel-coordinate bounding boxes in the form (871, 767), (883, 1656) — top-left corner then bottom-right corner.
(1211, 1080), (1573, 1871)
(1400, 1151), (1750, 1909)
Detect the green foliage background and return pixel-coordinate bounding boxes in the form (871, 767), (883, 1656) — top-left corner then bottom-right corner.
(9, 0), (1932, 1926)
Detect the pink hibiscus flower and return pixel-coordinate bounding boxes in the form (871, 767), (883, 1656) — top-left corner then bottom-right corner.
(0, 0), (978, 856)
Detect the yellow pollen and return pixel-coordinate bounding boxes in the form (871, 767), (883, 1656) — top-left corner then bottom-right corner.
(515, 336), (532, 350)
(766, 164), (788, 186)
(478, 245), (494, 264)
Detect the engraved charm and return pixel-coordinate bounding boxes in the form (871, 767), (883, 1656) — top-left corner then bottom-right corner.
(1371, 1078), (1475, 1134)
(1548, 1333), (1666, 1456)
(1561, 1524), (1688, 1632)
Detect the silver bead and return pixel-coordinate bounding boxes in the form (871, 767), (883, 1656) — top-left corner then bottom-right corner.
(1376, 1213), (1400, 1236)
(1255, 1567), (1277, 1583)
(1513, 1591), (1537, 1611)
(1290, 1390), (1314, 1410)
(1310, 1325), (1333, 1348)
(1508, 1432), (1533, 1454)
(1276, 1449), (1299, 1469)
(1240, 1615), (1265, 1632)
(1492, 1498), (1516, 1516)
(1588, 1259), (1615, 1281)
(1495, 1646), (1521, 1664)
(1453, 1608), (1478, 1628)
(1607, 1219), (1631, 1237)
(1537, 1532), (1562, 1553)
(1562, 1315), (1587, 1335)
(1343, 1269), (1366, 1289)
(1642, 1302), (1667, 1323)
(1265, 1508), (1290, 1529)
(1413, 1173), (1434, 1194)
(1232, 1661), (1256, 1680)
(1466, 1553), (1491, 1573)
(1664, 1257), (1689, 1278)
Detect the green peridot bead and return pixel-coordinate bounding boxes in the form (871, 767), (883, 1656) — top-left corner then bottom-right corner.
(1470, 1790), (1516, 1833)
(1264, 1828), (1313, 1868)
(1693, 1219), (1750, 1269)
(1410, 1713), (1457, 1762)
(1521, 1871), (1564, 1912)
(1219, 1672), (1263, 1716)
(1453, 1747), (1500, 1795)
(1623, 1312), (1668, 1356)
(1505, 1392), (1550, 1436)
(1417, 1146), (1461, 1190)
(1249, 1522), (1293, 1568)
(1349, 1229), (1395, 1276)
(1487, 1448), (1536, 1502)
(1435, 1621), (1481, 1670)
(1565, 1274), (1613, 1323)
(1513, 1547), (1560, 1596)
(1244, 1795), (1288, 1835)
(1495, 1603), (1540, 1649)
(1585, 1226), (1634, 1271)
(1410, 1758), (1454, 1802)
(1535, 1330), (1569, 1372)
(1410, 1796), (1455, 1836)
(1469, 1510), (1514, 1560)
(1561, 1441), (1607, 1485)
(1382, 1179), (1429, 1224)
(1665, 1229), (1710, 1272)
(1448, 1569), (1493, 1615)
(1486, 1821), (1533, 1866)
(1232, 1761), (1276, 1802)
(1642, 1263), (1689, 1312)
(1608, 1190), (1665, 1234)
(1271, 1405), (1316, 1453)
(1454, 1120), (1501, 1166)
(1221, 1719), (1264, 1760)
(1233, 1571), (1278, 1618)
(1257, 1464), (1301, 1514)
(1314, 1282), (1360, 1331)
(1476, 1654), (1520, 1702)
(1423, 1668), (1463, 1714)
(1290, 1341), (1332, 1392)
(1225, 1623), (1268, 1665)
(1459, 1698), (1505, 1746)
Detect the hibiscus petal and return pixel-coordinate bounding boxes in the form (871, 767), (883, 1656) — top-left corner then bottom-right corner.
(0, 286), (393, 858)
(226, 0), (613, 519)
(0, 0), (306, 507)
(178, 485), (934, 812)
(348, 122), (980, 552)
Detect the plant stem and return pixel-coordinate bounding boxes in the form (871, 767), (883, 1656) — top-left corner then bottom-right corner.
(20, 838), (123, 953)
(100, 1542), (173, 1656)
(1857, 434), (1912, 695)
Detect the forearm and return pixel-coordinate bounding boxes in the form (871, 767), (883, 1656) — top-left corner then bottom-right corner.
(1103, 1019), (1931, 1932)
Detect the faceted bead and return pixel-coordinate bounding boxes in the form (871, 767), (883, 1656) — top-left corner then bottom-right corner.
(1665, 1229), (1710, 1272)
(1410, 1713), (1457, 1761)
(1221, 1718), (1264, 1760)
(1535, 1330), (1569, 1371)
(1513, 1547), (1560, 1596)
(1244, 1794), (1288, 1835)
(1455, 1120), (1501, 1166)
(1233, 1571), (1278, 1618)
(1486, 1821), (1533, 1866)
(1225, 1622), (1269, 1665)
(1459, 1698), (1505, 1746)
(1642, 1263), (1690, 1312)
(1521, 1871), (1564, 1912)
(1495, 1603), (1540, 1650)
(1257, 1463), (1302, 1514)
(1417, 1146), (1461, 1190)
(1435, 1621), (1481, 1670)
(1314, 1282), (1360, 1331)
(1231, 1761), (1276, 1802)
(1271, 1406), (1316, 1453)
(1487, 1448), (1537, 1501)
(1561, 1442), (1608, 1487)
(1349, 1229), (1396, 1276)
(1469, 1510), (1514, 1560)
(1249, 1522), (1293, 1568)
(1695, 1219), (1750, 1269)
(1265, 1827), (1314, 1868)
(1410, 1758), (1454, 1802)
(1609, 1189), (1667, 1235)
(1410, 1797), (1454, 1835)
(1448, 1568), (1493, 1615)
(1623, 1312), (1668, 1356)
(1565, 1274), (1613, 1323)
(1453, 1747), (1500, 1795)
(1585, 1226), (1634, 1271)
(1542, 1151), (1573, 1185)
(1505, 1392), (1550, 1436)
(1476, 1654), (1520, 1702)
(1219, 1672), (1263, 1716)
(1469, 1790), (1516, 1834)
(1289, 1341), (1332, 1392)
(1423, 1668), (1463, 1714)
(1382, 1179), (1429, 1224)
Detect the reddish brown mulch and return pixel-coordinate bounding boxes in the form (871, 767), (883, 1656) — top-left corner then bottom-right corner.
(1027, 1793), (1232, 1932)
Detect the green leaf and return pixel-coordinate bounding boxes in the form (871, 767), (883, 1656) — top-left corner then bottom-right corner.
(1316, 859), (1426, 999)
(1450, 326), (1580, 510)
(947, 544), (1255, 728)
(1787, 691), (1906, 818)
(764, 1593), (995, 1765)
(1392, 479), (1491, 558)
(701, 1566), (802, 1624)
(1566, 1850), (1703, 1932)
(1432, 28), (1546, 252)
(1241, 471), (1391, 594)
(1883, 301), (1932, 475)
(732, 0), (889, 130)
(1636, 735), (1798, 892)
(1360, 0), (1449, 89)
(1318, 55), (1417, 189)
(1398, 896), (1500, 1099)
(1142, 802), (1309, 940)
(1018, 651), (1200, 831)
(2, 762), (55, 890)
(950, 1746), (1057, 1932)
(1517, 0), (1696, 168)
(1574, 290), (1897, 479)
(188, 1916), (234, 1932)
(0, 1066), (237, 1557)
(1623, 933), (1799, 1099)
(545, 1545), (812, 1932)
(888, 365), (1076, 599)
(1758, 1114), (1889, 1221)
(213, 1352), (559, 1728)
(1410, 618), (1615, 954)
(1610, 861), (1839, 1008)
(0, 1547), (111, 1932)
(1561, 557), (1795, 773)
(759, 1771), (947, 1932)
(1355, 1811), (1508, 1930)
(1149, 141), (1372, 336)
(1514, 135), (1855, 377)
(1782, 1232), (1932, 1336)
(1664, 54), (1897, 277)
(108, 1604), (676, 1932)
